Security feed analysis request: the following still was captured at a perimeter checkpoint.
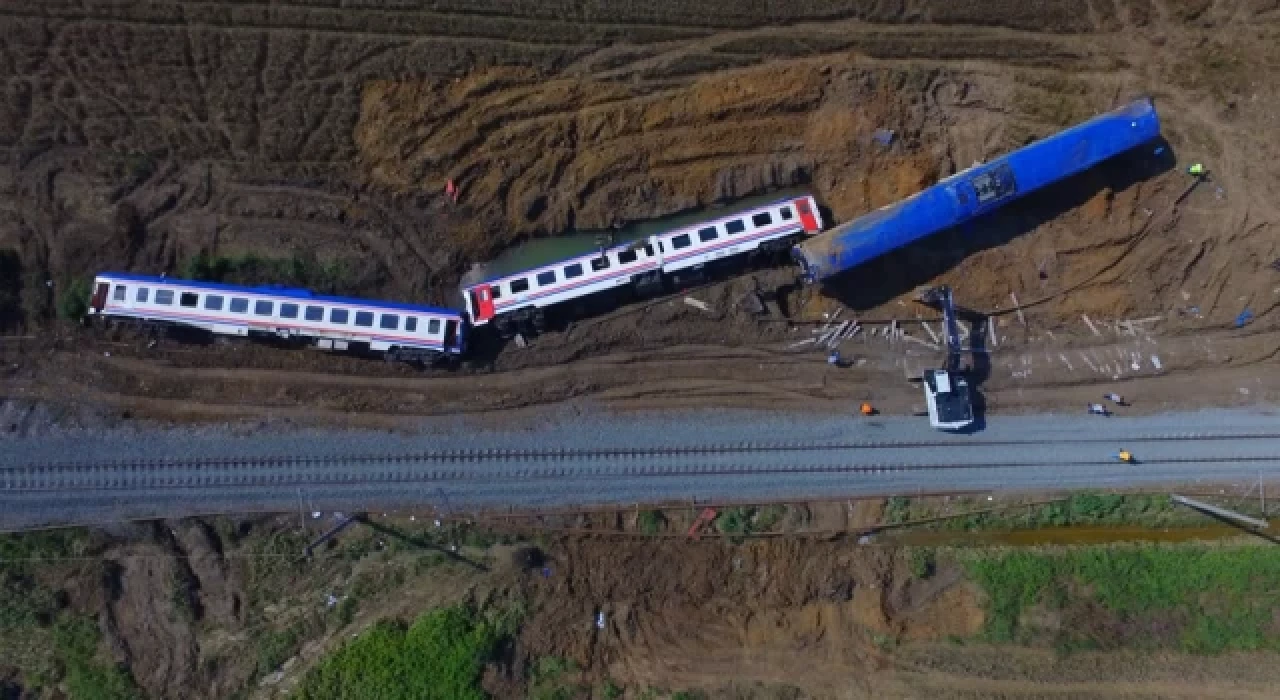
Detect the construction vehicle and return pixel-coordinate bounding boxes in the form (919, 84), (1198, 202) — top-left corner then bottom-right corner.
(914, 286), (974, 431)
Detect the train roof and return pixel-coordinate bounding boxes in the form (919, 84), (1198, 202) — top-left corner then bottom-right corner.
(95, 272), (462, 317)
(461, 191), (813, 287)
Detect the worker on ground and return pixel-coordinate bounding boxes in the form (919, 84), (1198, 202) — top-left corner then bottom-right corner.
(828, 349), (841, 366)
(860, 402), (875, 416)
(1104, 393), (1126, 406)
(1116, 449), (1134, 464)
(1187, 163), (1207, 178)
(1088, 403), (1110, 416)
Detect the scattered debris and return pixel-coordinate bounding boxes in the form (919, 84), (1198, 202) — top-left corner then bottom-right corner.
(988, 316), (998, 347)
(1235, 308), (1254, 327)
(1010, 292), (1026, 326)
(1081, 314), (1101, 336)
(901, 335), (940, 351)
(683, 297), (712, 312)
(787, 338), (817, 349)
(921, 321), (940, 344)
(514, 333), (528, 348)
(871, 128), (896, 147)
(1151, 355), (1163, 370)
(595, 612), (606, 629)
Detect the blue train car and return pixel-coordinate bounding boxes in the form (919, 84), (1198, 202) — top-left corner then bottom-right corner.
(792, 98), (1161, 283)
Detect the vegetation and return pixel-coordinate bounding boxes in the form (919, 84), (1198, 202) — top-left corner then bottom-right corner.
(58, 277), (93, 322)
(182, 251), (350, 294)
(637, 510), (665, 535)
(293, 605), (512, 700)
(529, 655), (583, 700)
(884, 492), (1231, 531)
(908, 548), (936, 579)
(0, 532), (140, 699)
(966, 545), (1280, 653)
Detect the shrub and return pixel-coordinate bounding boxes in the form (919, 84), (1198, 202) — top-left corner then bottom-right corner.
(58, 278), (92, 322)
(293, 606), (503, 700)
(636, 510), (665, 535)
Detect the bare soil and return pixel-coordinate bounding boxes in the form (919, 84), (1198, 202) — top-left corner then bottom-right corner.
(1, 0), (1279, 425)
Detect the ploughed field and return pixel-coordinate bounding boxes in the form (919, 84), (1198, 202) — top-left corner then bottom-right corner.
(0, 0), (1278, 420)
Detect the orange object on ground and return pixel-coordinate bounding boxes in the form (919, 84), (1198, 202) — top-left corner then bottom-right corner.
(860, 402), (875, 416)
(687, 507), (717, 540)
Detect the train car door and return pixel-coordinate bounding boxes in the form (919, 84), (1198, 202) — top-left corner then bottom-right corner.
(443, 320), (459, 351)
(795, 198), (820, 233)
(469, 285), (496, 323)
(90, 282), (109, 312)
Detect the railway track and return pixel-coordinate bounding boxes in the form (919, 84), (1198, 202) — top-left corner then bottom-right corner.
(8, 430), (1280, 471)
(5, 435), (1280, 491)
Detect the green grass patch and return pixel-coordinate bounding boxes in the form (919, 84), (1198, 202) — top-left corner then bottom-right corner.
(966, 545), (1280, 653)
(292, 605), (507, 700)
(637, 510), (665, 535)
(57, 278), (93, 322)
(889, 492), (1232, 532)
(182, 251), (350, 294)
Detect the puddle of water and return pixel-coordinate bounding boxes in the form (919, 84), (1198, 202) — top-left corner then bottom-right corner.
(879, 524), (1279, 547)
(464, 187), (810, 283)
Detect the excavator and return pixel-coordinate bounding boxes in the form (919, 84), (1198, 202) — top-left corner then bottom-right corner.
(914, 286), (975, 431)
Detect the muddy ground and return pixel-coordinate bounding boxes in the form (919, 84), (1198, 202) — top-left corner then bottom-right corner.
(7, 498), (1280, 700)
(1, 0), (1279, 424)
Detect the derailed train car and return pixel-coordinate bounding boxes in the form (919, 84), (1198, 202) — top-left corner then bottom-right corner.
(792, 98), (1162, 284)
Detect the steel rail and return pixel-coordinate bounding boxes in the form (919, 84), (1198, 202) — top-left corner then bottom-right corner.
(5, 455), (1280, 491)
(6, 431), (1280, 473)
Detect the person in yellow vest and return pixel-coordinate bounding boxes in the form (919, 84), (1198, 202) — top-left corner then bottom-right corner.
(1116, 449), (1134, 463)
(1187, 163), (1207, 178)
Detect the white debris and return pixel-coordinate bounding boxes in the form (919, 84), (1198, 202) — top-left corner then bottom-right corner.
(514, 333), (527, 348)
(1011, 292), (1026, 326)
(596, 612), (606, 629)
(311, 511), (322, 519)
(988, 316), (998, 347)
(1151, 355), (1162, 370)
(1082, 314), (1101, 336)
(683, 297), (712, 312)
(787, 338), (817, 349)
(921, 322), (940, 344)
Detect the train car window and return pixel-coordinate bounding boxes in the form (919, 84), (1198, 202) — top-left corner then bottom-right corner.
(229, 298), (248, 313)
(179, 292), (199, 308)
(672, 234), (691, 249)
(752, 212), (772, 227)
(618, 249), (638, 264)
(779, 206), (793, 220)
(591, 256), (611, 272)
(280, 303), (299, 319)
(136, 288), (149, 303)
(155, 290), (175, 305)
(725, 219), (746, 234)
(489, 285), (502, 299)
(510, 278), (529, 293)
(113, 285), (127, 301)
(536, 270), (556, 286)
(405, 317), (418, 332)
(697, 226), (718, 242)
(657, 241), (665, 252)
(379, 314), (398, 330)
(564, 263), (583, 279)
(305, 306), (324, 321)
(254, 301), (274, 316)
(354, 311), (374, 327)
(644, 244), (655, 257)
(204, 295), (223, 311)
(428, 319), (441, 334)
(329, 308), (349, 324)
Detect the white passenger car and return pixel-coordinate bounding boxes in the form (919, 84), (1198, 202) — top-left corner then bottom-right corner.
(87, 273), (466, 363)
(461, 194), (823, 335)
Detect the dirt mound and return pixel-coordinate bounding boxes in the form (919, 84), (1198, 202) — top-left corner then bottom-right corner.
(518, 536), (981, 695)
